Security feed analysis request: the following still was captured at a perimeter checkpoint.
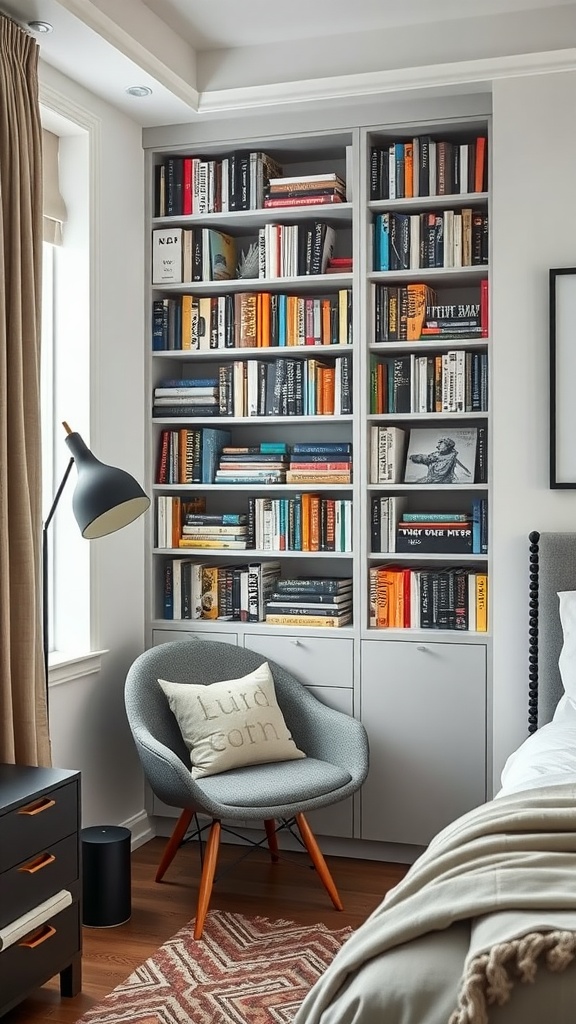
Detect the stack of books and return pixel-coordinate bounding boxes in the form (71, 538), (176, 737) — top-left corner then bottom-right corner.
(178, 512), (249, 551)
(285, 442), (352, 484)
(153, 378), (219, 418)
(214, 443), (289, 484)
(265, 577), (353, 627)
(326, 256), (352, 274)
(263, 173), (346, 208)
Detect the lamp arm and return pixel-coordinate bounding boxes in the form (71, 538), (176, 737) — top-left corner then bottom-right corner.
(43, 456), (75, 703)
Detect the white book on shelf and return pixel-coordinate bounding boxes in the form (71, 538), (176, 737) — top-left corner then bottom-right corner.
(152, 228), (182, 284)
(388, 496), (408, 552)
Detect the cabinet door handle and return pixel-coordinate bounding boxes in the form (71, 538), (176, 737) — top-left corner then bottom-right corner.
(19, 852), (56, 874)
(18, 797), (56, 816)
(416, 645), (429, 653)
(18, 924), (57, 949)
(290, 639), (301, 646)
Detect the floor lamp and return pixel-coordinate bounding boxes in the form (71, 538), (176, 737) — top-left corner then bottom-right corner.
(43, 422), (150, 693)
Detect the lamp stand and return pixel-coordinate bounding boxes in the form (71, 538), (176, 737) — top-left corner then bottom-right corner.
(43, 456), (75, 702)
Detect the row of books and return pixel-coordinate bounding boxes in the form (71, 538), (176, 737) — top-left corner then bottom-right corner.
(369, 136), (488, 201)
(152, 227), (236, 285)
(370, 425), (487, 485)
(264, 172), (346, 209)
(152, 289), (352, 352)
(370, 501), (488, 554)
(158, 471), (354, 550)
(152, 355), (353, 419)
(156, 438), (352, 485)
(369, 350), (488, 415)
(157, 427), (231, 485)
(372, 282), (488, 343)
(265, 573), (352, 628)
(373, 209), (489, 272)
(155, 150), (283, 217)
(163, 559), (281, 621)
(240, 496), (352, 552)
(258, 222), (337, 278)
(369, 565), (488, 631)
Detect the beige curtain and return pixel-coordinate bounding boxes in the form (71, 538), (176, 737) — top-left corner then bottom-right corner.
(0, 15), (50, 765)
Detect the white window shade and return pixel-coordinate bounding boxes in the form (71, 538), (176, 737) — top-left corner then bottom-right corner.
(42, 129), (67, 245)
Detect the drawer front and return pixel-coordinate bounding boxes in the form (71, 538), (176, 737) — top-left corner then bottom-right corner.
(0, 779), (78, 874)
(0, 901), (80, 1009)
(153, 629), (238, 645)
(0, 833), (79, 930)
(243, 634), (353, 689)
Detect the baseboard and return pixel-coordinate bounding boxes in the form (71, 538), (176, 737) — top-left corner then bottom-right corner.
(150, 814), (421, 866)
(122, 808), (154, 850)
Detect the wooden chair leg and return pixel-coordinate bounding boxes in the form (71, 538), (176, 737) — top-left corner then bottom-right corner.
(295, 812), (344, 911)
(156, 808), (193, 882)
(194, 819), (221, 940)
(264, 819), (280, 862)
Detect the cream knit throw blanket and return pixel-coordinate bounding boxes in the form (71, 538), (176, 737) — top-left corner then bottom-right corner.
(295, 783), (576, 1024)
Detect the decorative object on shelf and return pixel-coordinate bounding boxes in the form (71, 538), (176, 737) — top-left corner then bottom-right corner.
(236, 241), (259, 280)
(43, 422), (150, 690)
(549, 267), (576, 487)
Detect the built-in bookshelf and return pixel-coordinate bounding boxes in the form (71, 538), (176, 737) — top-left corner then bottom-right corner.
(145, 111), (491, 849)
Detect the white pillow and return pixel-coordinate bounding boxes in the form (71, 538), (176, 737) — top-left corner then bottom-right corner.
(159, 662), (306, 779)
(558, 590), (576, 708)
(498, 719), (576, 797)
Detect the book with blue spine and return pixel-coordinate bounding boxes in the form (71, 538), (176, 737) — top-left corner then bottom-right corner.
(292, 442), (352, 454)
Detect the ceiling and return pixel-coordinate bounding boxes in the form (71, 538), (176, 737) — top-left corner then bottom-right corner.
(3, 0), (576, 126)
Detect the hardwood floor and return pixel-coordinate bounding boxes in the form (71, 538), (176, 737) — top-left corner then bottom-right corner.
(4, 836), (408, 1024)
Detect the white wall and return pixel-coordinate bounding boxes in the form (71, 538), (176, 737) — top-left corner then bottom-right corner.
(491, 69), (576, 784)
(39, 62), (149, 836)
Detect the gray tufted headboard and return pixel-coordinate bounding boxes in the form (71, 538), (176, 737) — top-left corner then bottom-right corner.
(529, 531), (576, 732)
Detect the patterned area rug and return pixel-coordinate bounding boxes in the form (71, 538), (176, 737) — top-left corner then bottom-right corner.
(75, 910), (352, 1024)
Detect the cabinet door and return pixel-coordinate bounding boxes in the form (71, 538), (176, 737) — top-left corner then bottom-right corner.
(361, 640), (486, 847)
(244, 633), (354, 838)
(152, 629), (238, 646)
(242, 633), (353, 689)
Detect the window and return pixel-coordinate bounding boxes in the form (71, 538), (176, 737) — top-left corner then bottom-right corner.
(41, 119), (91, 667)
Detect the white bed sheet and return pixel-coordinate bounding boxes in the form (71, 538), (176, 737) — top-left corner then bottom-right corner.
(496, 716), (576, 797)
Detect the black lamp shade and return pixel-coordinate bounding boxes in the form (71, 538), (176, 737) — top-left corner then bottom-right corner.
(64, 431), (150, 540)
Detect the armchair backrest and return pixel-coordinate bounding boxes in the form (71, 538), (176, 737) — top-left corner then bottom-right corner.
(124, 640), (323, 765)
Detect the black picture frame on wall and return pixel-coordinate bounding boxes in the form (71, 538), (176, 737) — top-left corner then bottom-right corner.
(550, 267), (576, 488)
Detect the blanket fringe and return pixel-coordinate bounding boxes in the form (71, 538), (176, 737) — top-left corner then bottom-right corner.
(448, 930), (576, 1024)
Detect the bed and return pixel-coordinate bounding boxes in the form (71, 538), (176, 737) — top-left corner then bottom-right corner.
(295, 532), (576, 1024)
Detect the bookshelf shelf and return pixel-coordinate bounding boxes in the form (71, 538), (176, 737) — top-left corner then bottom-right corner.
(368, 191), (488, 214)
(154, 483), (354, 493)
(369, 266), (486, 285)
(367, 412), (488, 422)
(156, 273), (353, 295)
(152, 202), (354, 230)
(368, 340), (488, 353)
(154, 547), (353, 558)
(153, 344), (354, 362)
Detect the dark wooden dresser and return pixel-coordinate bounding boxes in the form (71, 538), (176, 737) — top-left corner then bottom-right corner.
(0, 764), (81, 1017)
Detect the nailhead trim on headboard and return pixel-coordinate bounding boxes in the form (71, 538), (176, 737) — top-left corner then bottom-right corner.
(528, 530), (540, 734)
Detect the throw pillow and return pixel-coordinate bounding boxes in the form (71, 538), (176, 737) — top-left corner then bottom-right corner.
(158, 662), (306, 779)
(558, 590), (576, 708)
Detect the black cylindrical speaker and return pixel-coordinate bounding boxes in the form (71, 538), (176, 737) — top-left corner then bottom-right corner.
(81, 825), (132, 927)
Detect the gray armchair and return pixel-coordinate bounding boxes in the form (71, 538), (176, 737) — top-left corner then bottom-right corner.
(124, 640), (369, 938)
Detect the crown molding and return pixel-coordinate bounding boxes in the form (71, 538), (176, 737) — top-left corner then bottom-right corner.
(196, 47), (576, 115)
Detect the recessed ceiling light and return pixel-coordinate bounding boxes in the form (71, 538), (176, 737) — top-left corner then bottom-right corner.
(28, 20), (53, 33)
(126, 86), (153, 98)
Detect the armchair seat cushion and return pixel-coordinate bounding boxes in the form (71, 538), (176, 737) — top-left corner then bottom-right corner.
(195, 756), (351, 809)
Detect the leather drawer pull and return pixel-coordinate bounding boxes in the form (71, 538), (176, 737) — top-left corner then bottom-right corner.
(17, 797), (56, 816)
(18, 924), (56, 949)
(18, 853), (56, 874)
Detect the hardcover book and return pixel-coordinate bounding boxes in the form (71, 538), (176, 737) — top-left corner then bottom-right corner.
(403, 427), (478, 484)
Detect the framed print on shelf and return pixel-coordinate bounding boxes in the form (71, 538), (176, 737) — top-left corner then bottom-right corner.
(550, 267), (576, 488)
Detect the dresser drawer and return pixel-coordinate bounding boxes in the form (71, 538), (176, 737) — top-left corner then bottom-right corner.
(0, 778), (78, 873)
(243, 633), (353, 689)
(0, 901), (80, 1009)
(0, 833), (79, 930)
